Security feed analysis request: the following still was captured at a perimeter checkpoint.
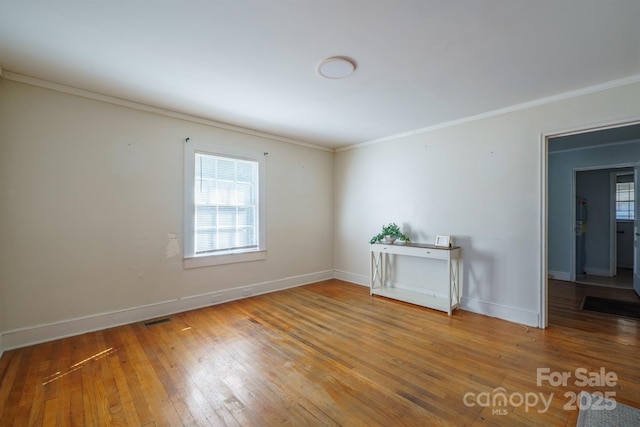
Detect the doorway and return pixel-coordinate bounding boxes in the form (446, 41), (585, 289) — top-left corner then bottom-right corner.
(544, 121), (640, 327)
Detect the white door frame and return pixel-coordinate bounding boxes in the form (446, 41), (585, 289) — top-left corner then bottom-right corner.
(634, 164), (640, 297)
(610, 170), (636, 275)
(540, 118), (640, 328)
(609, 171), (617, 278)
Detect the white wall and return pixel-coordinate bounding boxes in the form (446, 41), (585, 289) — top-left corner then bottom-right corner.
(0, 79), (334, 349)
(334, 81), (640, 327)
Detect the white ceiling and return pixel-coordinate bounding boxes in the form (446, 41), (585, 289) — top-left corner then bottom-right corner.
(0, 1), (639, 149)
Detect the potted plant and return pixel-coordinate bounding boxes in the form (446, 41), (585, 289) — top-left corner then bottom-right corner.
(370, 223), (410, 244)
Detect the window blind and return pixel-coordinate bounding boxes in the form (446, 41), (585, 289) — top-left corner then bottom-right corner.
(194, 153), (258, 254)
(615, 181), (635, 221)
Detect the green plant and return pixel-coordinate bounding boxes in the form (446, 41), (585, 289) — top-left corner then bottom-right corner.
(370, 222), (410, 244)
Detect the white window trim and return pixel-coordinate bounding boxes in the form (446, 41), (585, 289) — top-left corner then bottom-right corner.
(615, 178), (635, 221)
(184, 140), (266, 268)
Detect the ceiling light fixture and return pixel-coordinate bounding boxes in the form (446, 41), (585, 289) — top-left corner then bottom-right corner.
(318, 56), (357, 79)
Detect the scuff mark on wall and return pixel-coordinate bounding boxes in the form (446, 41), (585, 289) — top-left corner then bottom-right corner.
(128, 264), (147, 279)
(166, 233), (181, 258)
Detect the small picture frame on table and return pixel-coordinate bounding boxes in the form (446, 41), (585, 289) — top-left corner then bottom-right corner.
(435, 235), (451, 247)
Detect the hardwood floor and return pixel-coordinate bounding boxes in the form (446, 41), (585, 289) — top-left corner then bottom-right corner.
(0, 279), (638, 426)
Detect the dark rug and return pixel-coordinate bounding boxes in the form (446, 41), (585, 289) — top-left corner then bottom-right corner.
(581, 296), (640, 319)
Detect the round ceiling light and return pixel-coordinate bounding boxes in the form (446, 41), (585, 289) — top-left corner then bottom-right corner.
(318, 56), (357, 79)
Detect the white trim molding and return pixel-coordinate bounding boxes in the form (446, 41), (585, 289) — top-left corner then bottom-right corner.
(584, 267), (613, 277)
(334, 269), (369, 287)
(548, 270), (571, 282)
(540, 116), (640, 330)
(0, 269), (543, 351)
(341, 73), (640, 152)
(2, 71), (332, 152)
(461, 297), (539, 327)
(183, 140), (267, 267)
(1, 270), (334, 351)
(337, 268), (540, 327)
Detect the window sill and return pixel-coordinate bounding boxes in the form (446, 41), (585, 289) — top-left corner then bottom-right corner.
(183, 250), (267, 269)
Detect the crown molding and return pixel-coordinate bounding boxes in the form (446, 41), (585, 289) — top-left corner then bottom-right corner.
(339, 73), (640, 152)
(6, 69), (639, 154)
(2, 71), (334, 152)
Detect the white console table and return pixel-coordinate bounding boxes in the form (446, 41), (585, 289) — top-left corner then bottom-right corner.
(370, 242), (461, 315)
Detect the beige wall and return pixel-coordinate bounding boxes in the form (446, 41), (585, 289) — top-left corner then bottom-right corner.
(0, 79), (334, 348)
(334, 81), (640, 326)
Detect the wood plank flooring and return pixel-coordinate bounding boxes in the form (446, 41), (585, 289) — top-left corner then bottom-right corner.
(0, 279), (639, 426)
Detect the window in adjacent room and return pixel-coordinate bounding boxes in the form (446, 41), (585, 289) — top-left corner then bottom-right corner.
(615, 175), (635, 221)
(184, 140), (266, 268)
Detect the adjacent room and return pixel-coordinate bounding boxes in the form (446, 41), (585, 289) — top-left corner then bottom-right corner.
(1, 1), (639, 425)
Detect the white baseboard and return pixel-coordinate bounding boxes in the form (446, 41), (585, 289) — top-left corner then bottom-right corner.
(461, 297), (539, 327)
(1, 270), (334, 351)
(548, 270), (571, 281)
(334, 270), (369, 287)
(0, 269), (543, 351)
(337, 269), (540, 327)
(584, 267), (612, 277)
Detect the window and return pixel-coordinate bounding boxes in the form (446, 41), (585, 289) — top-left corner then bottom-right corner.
(615, 179), (635, 221)
(184, 140), (266, 268)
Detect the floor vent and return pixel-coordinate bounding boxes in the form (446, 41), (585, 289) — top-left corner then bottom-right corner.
(142, 317), (172, 327)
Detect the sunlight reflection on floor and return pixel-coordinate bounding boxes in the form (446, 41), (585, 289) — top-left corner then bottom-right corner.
(42, 347), (117, 385)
